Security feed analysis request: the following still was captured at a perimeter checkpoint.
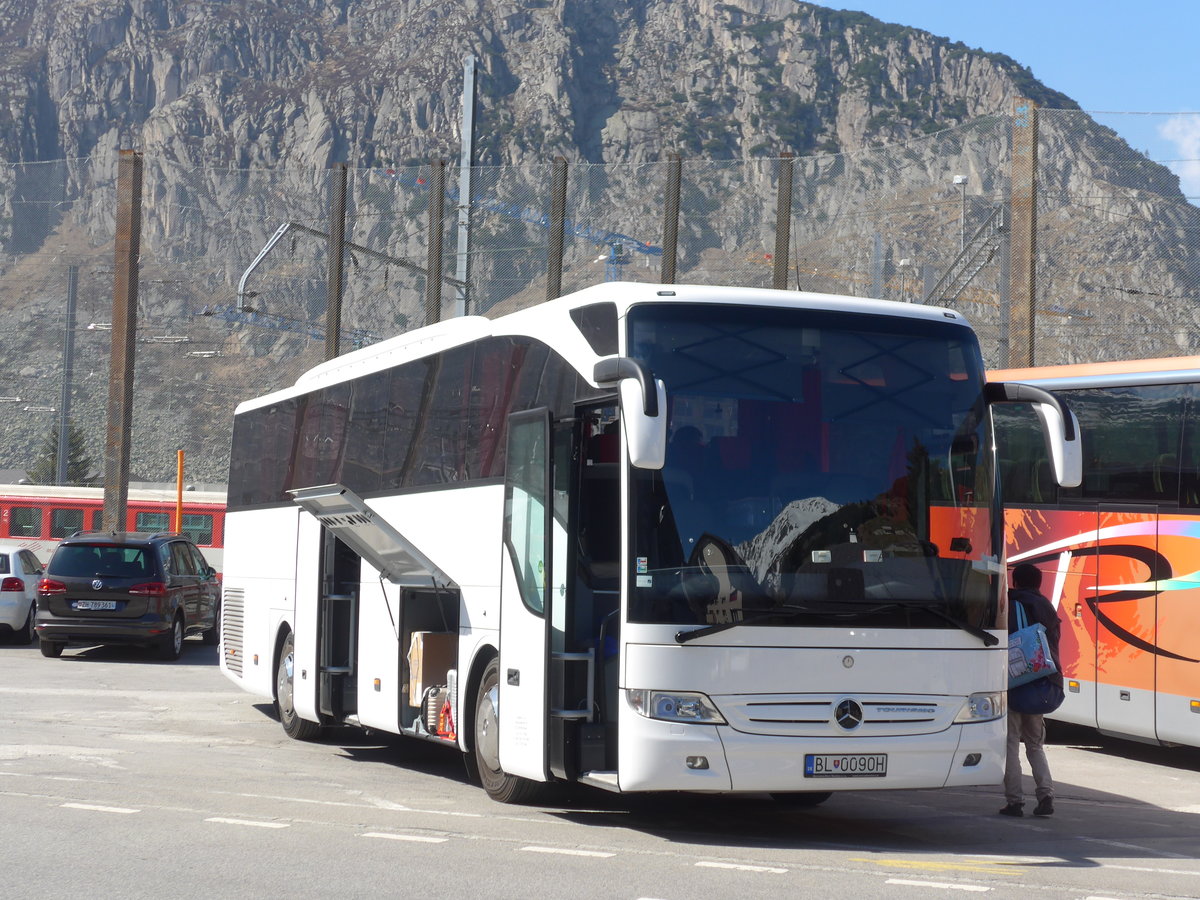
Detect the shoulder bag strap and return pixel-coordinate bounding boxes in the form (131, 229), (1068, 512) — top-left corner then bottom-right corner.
(1014, 596), (1029, 630)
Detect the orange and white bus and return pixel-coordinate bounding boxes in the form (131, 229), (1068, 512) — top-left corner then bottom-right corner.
(0, 484), (226, 571)
(992, 356), (1200, 748)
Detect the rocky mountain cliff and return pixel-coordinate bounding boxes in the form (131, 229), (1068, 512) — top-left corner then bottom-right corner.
(0, 0), (1079, 169)
(0, 0), (1193, 486)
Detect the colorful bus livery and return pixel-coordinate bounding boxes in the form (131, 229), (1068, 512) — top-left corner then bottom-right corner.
(0, 484), (226, 571)
(993, 356), (1200, 748)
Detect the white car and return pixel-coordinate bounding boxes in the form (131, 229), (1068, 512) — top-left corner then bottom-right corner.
(0, 542), (42, 645)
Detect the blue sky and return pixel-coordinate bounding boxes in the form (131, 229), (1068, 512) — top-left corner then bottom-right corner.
(836, 1), (1200, 201)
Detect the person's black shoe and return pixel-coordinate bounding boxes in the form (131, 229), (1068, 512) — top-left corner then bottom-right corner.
(1033, 797), (1054, 817)
(998, 802), (1024, 817)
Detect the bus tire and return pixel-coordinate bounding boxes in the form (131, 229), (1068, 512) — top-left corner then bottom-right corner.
(276, 630), (322, 741)
(770, 791), (832, 808)
(473, 657), (541, 804)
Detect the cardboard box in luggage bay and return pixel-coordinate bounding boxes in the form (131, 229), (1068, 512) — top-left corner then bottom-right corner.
(407, 632), (457, 706)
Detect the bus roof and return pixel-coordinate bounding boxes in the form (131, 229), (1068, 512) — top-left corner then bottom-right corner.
(990, 355), (1200, 390)
(238, 282), (973, 414)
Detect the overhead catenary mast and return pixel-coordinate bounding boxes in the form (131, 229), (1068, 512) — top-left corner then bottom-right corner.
(455, 55), (476, 318)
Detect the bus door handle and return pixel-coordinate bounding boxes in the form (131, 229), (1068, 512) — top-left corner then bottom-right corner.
(507, 668), (520, 686)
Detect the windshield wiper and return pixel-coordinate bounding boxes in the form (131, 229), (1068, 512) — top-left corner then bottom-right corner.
(675, 605), (811, 644)
(833, 598), (998, 646)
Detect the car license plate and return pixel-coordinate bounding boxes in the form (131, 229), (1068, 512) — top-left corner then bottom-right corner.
(75, 600), (117, 611)
(804, 753), (887, 777)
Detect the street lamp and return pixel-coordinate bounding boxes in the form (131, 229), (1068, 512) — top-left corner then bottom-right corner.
(953, 175), (968, 251)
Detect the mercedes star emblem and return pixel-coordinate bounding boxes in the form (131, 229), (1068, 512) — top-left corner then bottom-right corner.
(834, 698), (864, 730)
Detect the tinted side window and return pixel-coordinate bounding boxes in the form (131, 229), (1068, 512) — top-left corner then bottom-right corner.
(21, 550), (42, 575)
(993, 404), (1054, 505)
(185, 543), (209, 575)
(226, 338), (580, 510)
(1182, 393), (1200, 507)
(382, 358), (431, 489)
(228, 398), (301, 508)
(570, 302), (619, 356)
(409, 344), (474, 486)
(0, 553), (9, 575)
(1070, 385), (1188, 504)
(468, 337), (521, 479)
(291, 384), (351, 491)
(340, 370), (390, 494)
(997, 384), (1193, 506)
(169, 542), (197, 576)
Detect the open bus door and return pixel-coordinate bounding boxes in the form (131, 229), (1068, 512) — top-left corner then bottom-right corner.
(497, 409), (554, 783)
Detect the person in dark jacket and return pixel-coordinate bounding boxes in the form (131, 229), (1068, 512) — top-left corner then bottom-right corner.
(1000, 562), (1062, 818)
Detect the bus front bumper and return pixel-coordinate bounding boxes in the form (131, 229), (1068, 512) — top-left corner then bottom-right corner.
(617, 712), (1004, 793)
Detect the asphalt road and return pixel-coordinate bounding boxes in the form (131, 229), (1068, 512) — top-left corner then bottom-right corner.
(2, 638), (1199, 900)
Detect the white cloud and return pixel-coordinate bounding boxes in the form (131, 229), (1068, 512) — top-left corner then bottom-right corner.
(1159, 114), (1200, 202)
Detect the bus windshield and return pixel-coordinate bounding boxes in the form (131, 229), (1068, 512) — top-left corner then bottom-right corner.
(627, 303), (999, 632)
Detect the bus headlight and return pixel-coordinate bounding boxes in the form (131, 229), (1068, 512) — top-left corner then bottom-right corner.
(625, 689), (726, 724)
(955, 691), (1006, 723)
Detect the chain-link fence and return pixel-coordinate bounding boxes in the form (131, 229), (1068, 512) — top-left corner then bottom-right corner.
(1, 109), (1197, 488)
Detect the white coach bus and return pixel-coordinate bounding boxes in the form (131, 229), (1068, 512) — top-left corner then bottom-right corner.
(219, 282), (1080, 805)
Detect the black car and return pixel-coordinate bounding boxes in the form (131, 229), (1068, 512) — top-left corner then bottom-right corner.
(36, 531), (220, 660)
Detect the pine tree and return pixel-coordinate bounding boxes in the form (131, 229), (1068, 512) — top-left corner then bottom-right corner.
(26, 424), (98, 485)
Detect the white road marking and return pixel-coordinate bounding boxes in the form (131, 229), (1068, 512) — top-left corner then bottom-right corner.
(361, 832), (448, 843)
(520, 846), (615, 858)
(1099, 864), (1200, 877)
(1075, 835), (1193, 860)
(204, 817), (289, 829)
(885, 879), (989, 892)
(695, 861), (787, 874)
(60, 802), (138, 814)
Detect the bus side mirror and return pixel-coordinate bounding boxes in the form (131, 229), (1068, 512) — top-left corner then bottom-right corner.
(594, 356), (667, 470)
(985, 381), (1082, 488)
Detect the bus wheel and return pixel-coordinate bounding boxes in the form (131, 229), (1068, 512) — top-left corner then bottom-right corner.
(473, 657), (540, 804)
(770, 792), (832, 808)
(276, 631), (322, 741)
